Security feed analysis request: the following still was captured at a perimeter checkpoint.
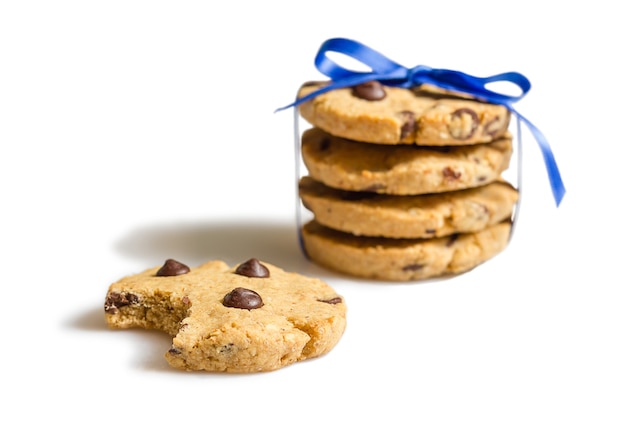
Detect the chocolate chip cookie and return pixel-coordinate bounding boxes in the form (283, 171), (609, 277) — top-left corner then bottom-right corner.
(297, 81), (511, 145)
(105, 258), (347, 373)
(300, 220), (511, 281)
(299, 176), (518, 239)
(301, 127), (513, 195)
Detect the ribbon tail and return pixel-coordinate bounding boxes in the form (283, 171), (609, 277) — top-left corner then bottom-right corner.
(514, 110), (566, 206)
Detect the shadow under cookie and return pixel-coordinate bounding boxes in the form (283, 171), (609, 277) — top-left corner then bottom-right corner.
(114, 219), (308, 273)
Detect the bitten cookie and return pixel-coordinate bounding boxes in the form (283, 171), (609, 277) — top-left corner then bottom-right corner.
(297, 81), (511, 145)
(301, 127), (513, 195)
(301, 220), (511, 281)
(299, 176), (518, 239)
(104, 258), (347, 373)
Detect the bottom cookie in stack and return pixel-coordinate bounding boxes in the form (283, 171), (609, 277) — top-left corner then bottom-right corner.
(300, 219), (512, 282)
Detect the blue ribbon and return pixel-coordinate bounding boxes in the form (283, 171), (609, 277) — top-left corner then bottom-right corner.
(277, 37), (565, 206)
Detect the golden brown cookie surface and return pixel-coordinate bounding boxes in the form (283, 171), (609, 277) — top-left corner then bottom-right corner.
(299, 176), (518, 239)
(301, 220), (511, 281)
(297, 81), (511, 145)
(105, 258), (347, 373)
(301, 127), (513, 196)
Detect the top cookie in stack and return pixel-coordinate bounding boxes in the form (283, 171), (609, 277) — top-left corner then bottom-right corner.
(296, 80), (519, 281)
(298, 81), (511, 145)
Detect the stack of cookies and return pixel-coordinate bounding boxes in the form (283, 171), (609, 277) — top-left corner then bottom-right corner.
(295, 81), (519, 281)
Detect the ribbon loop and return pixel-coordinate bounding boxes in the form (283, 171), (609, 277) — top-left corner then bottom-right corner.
(314, 37), (404, 77)
(278, 37), (565, 206)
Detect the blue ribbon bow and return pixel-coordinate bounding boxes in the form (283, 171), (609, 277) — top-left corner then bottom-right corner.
(278, 37), (565, 206)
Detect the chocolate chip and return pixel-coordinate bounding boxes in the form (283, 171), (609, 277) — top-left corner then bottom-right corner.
(448, 108), (479, 140)
(104, 304), (118, 315)
(402, 263), (425, 272)
(400, 111), (416, 140)
(352, 81), (386, 101)
(156, 259), (190, 277)
(235, 258), (270, 278)
(168, 347), (182, 355)
(319, 297), (342, 304)
(104, 292), (139, 314)
(443, 167), (461, 180)
(484, 116), (503, 136)
(223, 287), (264, 310)
(446, 234), (460, 247)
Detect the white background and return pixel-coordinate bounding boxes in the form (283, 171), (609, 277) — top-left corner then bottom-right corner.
(1, 1), (624, 425)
